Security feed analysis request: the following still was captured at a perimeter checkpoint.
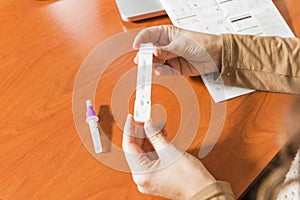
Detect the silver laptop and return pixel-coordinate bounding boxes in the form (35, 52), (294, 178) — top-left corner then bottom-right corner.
(115, 0), (166, 22)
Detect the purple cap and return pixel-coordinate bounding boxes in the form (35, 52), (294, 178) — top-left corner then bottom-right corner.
(86, 100), (97, 117)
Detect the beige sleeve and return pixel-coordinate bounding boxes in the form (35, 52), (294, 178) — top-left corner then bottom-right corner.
(217, 34), (300, 94)
(189, 181), (235, 200)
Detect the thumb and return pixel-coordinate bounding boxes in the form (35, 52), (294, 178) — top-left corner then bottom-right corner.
(144, 120), (169, 151)
(144, 120), (182, 164)
(153, 63), (182, 76)
(156, 46), (178, 60)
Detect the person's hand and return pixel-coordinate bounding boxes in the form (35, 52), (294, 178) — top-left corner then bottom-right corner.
(122, 114), (216, 200)
(133, 25), (222, 76)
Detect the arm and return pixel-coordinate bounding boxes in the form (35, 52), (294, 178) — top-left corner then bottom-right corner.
(219, 34), (300, 94)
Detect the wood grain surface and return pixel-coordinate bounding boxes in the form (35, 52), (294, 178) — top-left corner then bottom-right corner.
(0, 0), (299, 199)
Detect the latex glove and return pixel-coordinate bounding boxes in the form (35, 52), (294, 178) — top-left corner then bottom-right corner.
(122, 114), (216, 200)
(133, 25), (222, 76)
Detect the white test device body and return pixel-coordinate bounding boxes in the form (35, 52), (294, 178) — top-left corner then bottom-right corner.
(85, 100), (103, 154)
(134, 43), (154, 123)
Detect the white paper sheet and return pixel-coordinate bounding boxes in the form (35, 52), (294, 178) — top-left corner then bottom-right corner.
(160, 0), (295, 102)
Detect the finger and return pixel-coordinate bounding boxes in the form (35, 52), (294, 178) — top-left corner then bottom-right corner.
(156, 57), (200, 76)
(135, 48), (176, 76)
(153, 64), (181, 76)
(153, 59), (199, 76)
(122, 114), (136, 147)
(134, 52), (138, 64)
(133, 36), (178, 64)
(144, 120), (169, 151)
(152, 56), (165, 65)
(156, 120), (166, 133)
(122, 114), (146, 150)
(123, 115), (158, 173)
(137, 185), (148, 194)
(133, 27), (161, 50)
(135, 50), (162, 65)
(157, 120), (168, 137)
(153, 55), (195, 76)
(136, 182), (155, 194)
(171, 57), (200, 76)
(143, 120), (166, 159)
(155, 47), (179, 61)
(133, 25), (174, 50)
(135, 125), (146, 148)
(144, 120), (181, 162)
(135, 51), (165, 66)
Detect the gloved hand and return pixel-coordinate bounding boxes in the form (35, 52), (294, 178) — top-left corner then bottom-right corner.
(122, 114), (216, 200)
(133, 25), (222, 76)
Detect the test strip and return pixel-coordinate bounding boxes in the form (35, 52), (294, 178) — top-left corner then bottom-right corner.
(134, 43), (154, 123)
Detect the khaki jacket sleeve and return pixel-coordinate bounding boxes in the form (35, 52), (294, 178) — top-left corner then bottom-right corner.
(189, 181), (235, 200)
(217, 34), (300, 94)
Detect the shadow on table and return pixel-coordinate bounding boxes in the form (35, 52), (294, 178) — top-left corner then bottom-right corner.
(98, 105), (114, 153)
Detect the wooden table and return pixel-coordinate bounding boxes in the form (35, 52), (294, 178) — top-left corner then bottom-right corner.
(0, 0), (299, 199)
